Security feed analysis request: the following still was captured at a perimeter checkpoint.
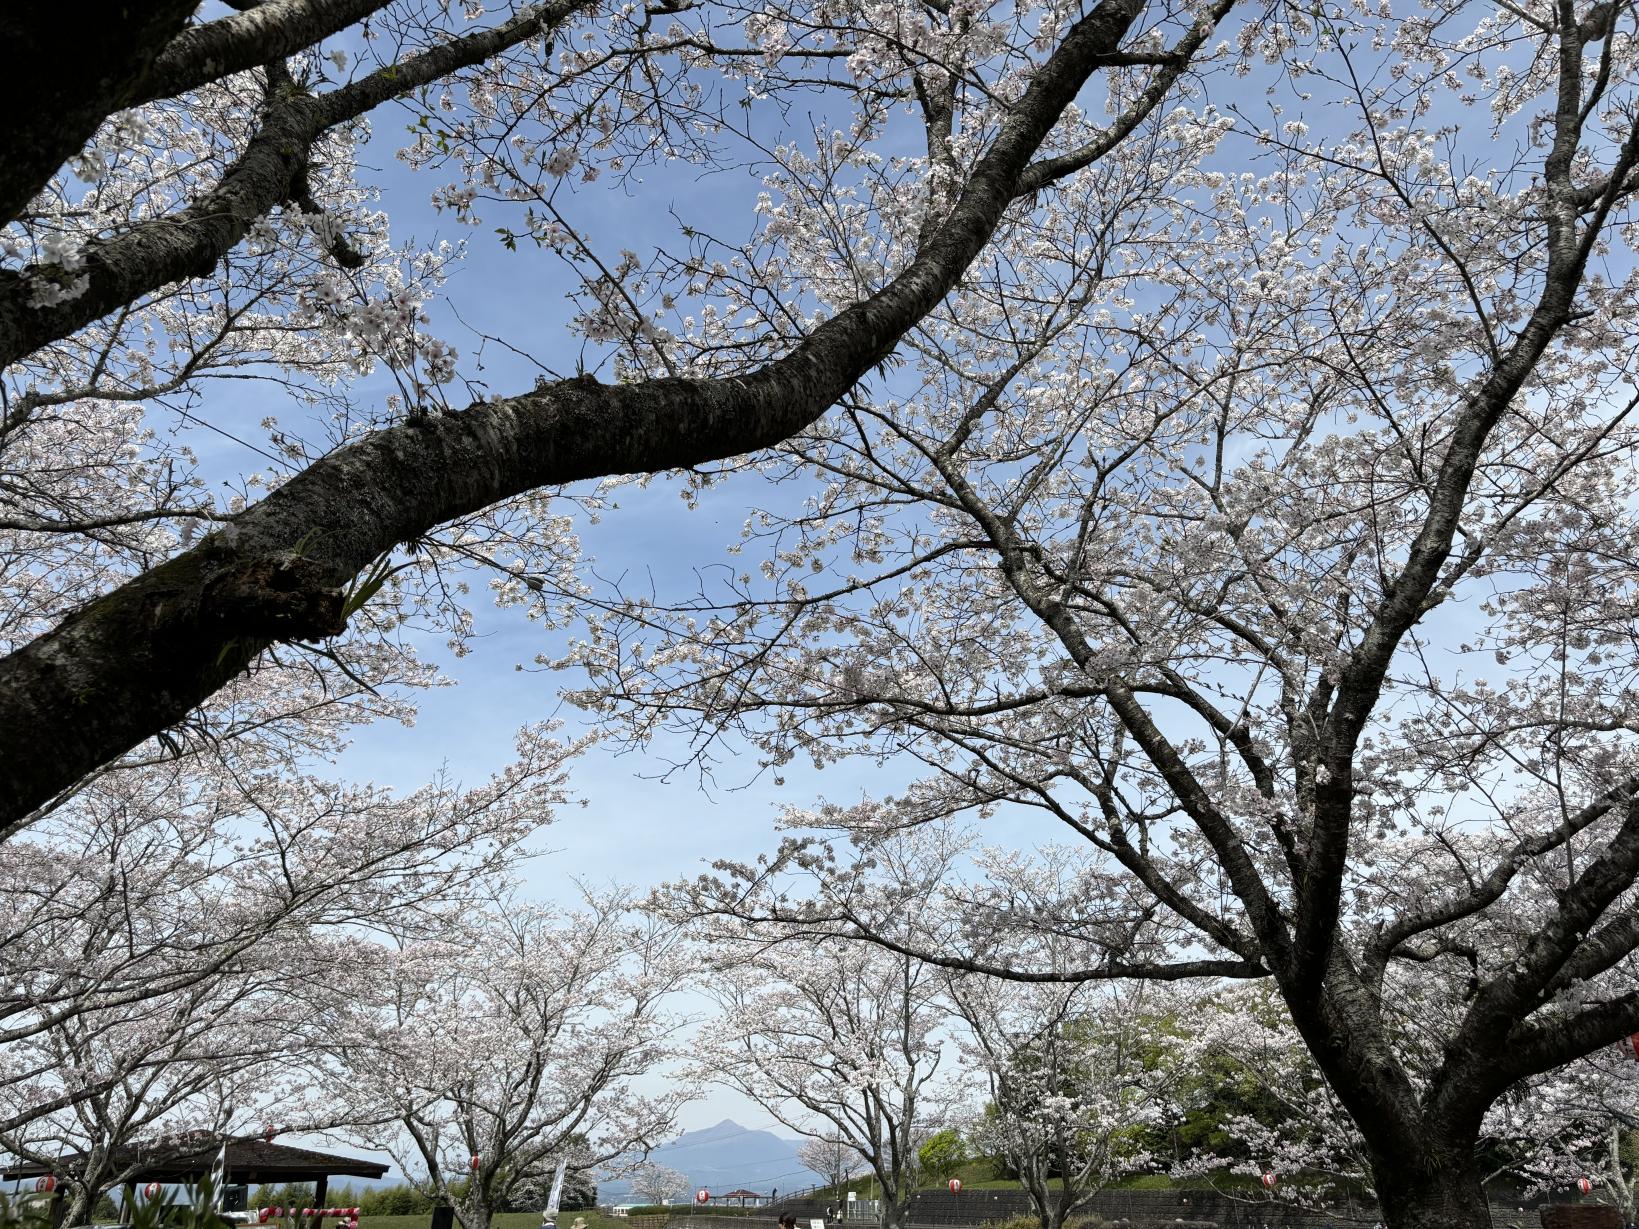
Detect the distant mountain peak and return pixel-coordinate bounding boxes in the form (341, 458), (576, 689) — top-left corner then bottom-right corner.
(603, 1119), (823, 1201)
(691, 1119), (748, 1138)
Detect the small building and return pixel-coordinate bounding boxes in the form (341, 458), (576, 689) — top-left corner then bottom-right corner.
(719, 1191), (767, 1207)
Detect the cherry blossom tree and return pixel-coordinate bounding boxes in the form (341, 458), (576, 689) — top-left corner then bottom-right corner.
(331, 892), (687, 1229)
(0, 939), (347, 1226)
(1575, 1055), (1639, 1218)
(1157, 983), (1375, 1202)
(797, 1131), (861, 1194)
(1586, 1121), (1639, 1221)
(0, 716), (579, 1144)
(948, 977), (1171, 1229)
(685, 934), (946, 1229)
(0, 0), (1236, 826)
(628, 1163), (688, 1207)
(584, 7), (1639, 1227)
(1163, 986), (1639, 1212)
(1488, 1048), (1639, 1216)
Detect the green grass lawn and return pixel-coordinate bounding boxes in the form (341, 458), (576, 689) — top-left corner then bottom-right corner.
(357, 1213), (631, 1229)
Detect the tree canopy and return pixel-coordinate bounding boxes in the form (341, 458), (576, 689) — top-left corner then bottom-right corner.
(12, 6), (1639, 1229)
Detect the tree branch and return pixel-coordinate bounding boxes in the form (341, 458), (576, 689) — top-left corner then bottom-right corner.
(142, 0), (396, 107)
(0, 0), (1166, 827)
(0, 0), (581, 370)
(0, 5), (197, 229)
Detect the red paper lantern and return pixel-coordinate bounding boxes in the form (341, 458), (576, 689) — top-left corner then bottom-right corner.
(265, 1126), (277, 1142)
(144, 1183), (161, 1200)
(1578, 1177), (1594, 1195)
(259, 1209), (273, 1224)
(34, 1177), (54, 1194)
(696, 1190), (710, 1205)
(1261, 1172), (1277, 1190)
(948, 1180), (961, 1194)
(470, 1155), (481, 1172)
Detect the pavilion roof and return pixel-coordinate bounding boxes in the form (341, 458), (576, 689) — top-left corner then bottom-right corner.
(2, 1140), (389, 1184)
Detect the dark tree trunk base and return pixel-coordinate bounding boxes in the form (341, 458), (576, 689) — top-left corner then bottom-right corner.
(1373, 1167), (1494, 1229)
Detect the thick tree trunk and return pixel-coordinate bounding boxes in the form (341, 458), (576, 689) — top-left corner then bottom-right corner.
(454, 1196), (492, 1229)
(1016, 1163), (1057, 1229)
(872, 1173), (910, 1229)
(1368, 1140), (1494, 1229)
(63, 1185), (95, 1228)
(59, 1153), (115, 1229)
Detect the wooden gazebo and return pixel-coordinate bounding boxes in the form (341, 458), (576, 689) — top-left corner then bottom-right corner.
(4, 1140), (389, 1225)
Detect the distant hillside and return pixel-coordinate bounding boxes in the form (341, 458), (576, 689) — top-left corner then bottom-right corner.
(601, 1120), (824, 1203)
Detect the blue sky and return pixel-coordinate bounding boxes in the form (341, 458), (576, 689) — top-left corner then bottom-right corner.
(140, 13), (959, 1141)
(285, 57), (909, 1135)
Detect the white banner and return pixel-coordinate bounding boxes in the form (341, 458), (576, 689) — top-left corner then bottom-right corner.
(544, 1159), (569, 1216)
(207, 1143), (228, 1212)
